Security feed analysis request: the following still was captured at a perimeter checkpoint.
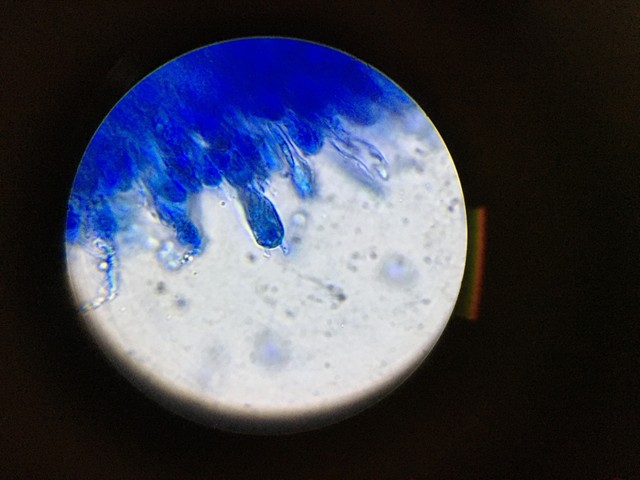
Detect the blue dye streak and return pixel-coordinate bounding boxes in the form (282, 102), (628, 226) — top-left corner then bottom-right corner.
(68, 38), (413, 280)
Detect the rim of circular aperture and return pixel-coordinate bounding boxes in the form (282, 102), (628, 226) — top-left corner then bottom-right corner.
(64, 36), (468, 434)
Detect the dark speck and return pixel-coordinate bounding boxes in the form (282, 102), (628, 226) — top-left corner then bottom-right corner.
(325, 283), (347, 303)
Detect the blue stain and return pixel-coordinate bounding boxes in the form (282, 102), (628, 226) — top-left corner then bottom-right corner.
(67, 38), (415, 309)
(283, 116), (323, 156)
(239, 187), (284, 249)
(154, 197), (202, 251)
(290, 157), (315, 199)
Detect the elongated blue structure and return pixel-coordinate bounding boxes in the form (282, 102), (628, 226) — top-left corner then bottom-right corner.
(67, 38), (415, 310)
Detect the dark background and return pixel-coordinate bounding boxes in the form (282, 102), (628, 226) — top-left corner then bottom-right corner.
(1, 1), (638, 478)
